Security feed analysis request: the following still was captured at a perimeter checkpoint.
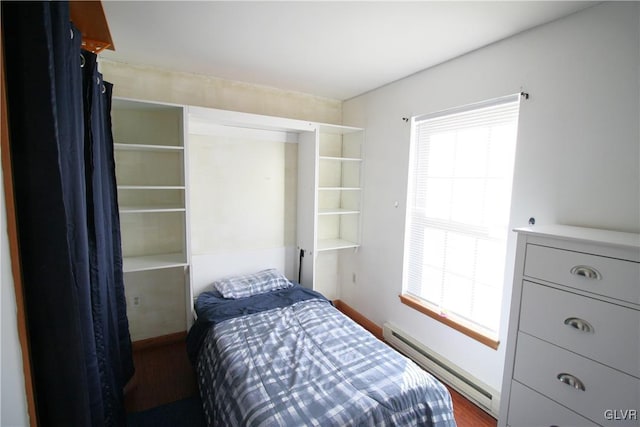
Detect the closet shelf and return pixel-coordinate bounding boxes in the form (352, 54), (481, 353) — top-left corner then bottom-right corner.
(119, 205), (185, 213)
(113, 98), (190, 341)
(318, 187), (361, 191)
(319, 156), (362, 162)
(114, 143), (183, 152)
(123, 253), (188, 273)
(117, 185), (186, 190)
(318, 208), (360, 215)
(317, 239), (360, 252)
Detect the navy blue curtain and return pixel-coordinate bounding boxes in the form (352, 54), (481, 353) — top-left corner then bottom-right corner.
(2, 2), (134, 426)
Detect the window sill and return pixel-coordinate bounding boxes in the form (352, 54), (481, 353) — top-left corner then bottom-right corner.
(399, 294), (500, 350)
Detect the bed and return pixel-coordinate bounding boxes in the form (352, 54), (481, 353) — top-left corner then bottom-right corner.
(187, 269), (456, 427)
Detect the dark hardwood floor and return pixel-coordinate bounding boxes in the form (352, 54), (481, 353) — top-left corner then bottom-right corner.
(447, 385), (497, 427)
(124, 332), (198, 413)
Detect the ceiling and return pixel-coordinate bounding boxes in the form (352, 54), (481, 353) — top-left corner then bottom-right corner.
(101, 1), (595, 101)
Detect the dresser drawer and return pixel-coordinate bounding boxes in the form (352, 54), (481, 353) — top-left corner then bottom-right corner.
(513, 333), (640, 426)
(507, 380), (600, 427)
(524, 244), (639, 305)
(520, 281), (640, 378)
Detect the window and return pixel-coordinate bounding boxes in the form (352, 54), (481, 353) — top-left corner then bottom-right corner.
(402, 94), (521, 348)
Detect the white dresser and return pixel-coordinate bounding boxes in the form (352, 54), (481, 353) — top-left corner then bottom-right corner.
(499, 225), (640, 427)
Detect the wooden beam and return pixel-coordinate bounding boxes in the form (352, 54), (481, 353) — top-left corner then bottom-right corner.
(69, 1), (114, 53)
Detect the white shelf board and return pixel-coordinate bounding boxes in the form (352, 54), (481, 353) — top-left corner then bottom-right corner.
(114, 143), (183, 152)
(319, 156), (362, 162)
(318, 208), (360, 215)
(318, 187), (361, 191)
(317, 239), (360, 251)
(120, 205), (185, 213)
(123, 253), (187, 273)
(117, 185), (186, 190)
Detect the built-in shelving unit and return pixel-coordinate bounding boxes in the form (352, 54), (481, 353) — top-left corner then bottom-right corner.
(112, 101), (364, 316)
(123, 254), (188, 272)
(316, 126), (363, 253)
(297, 124), (364, 298)
(187, 106), (364, 301)
(112, 98), (191, 341)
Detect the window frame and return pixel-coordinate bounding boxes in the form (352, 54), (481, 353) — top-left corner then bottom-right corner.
(399, 294), (500, 349)
(401, 94), (522, 349)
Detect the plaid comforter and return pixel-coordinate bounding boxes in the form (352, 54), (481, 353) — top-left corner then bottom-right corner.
(196, 296), (456, 426)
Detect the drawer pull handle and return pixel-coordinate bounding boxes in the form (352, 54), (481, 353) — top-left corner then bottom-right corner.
(570, 265), (602, 280)
(557, 373), (586, 391)
(563, 317), (594, 333)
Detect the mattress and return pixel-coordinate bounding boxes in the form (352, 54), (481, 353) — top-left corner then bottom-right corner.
(188, 285), (456, 426)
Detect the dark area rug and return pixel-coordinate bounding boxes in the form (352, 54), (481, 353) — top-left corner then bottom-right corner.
(127, 396), (206, 427)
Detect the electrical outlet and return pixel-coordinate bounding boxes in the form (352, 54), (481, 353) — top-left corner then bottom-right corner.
(352, 273), (357, 284)
(132, 296), (141, 307)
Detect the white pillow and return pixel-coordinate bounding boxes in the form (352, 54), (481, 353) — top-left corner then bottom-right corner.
(212, 268), (293, 299)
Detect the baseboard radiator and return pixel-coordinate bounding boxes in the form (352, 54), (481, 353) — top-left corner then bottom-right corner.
(382, 323), (500, 418)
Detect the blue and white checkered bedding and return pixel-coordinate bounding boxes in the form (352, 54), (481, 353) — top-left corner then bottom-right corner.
(195, 296), (456, 426)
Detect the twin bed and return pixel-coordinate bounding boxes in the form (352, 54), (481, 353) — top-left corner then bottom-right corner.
(187, 269), (457, 426)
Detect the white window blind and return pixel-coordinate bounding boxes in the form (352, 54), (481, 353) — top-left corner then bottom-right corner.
(403, 94), (521, 337)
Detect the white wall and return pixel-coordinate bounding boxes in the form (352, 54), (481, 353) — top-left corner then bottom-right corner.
(189, 132), (299, 292)
(1, 159), (29, 425)
(189, 135), (296, 255)
(100, 60), (342, 124)
(342, 2), (639, 395)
